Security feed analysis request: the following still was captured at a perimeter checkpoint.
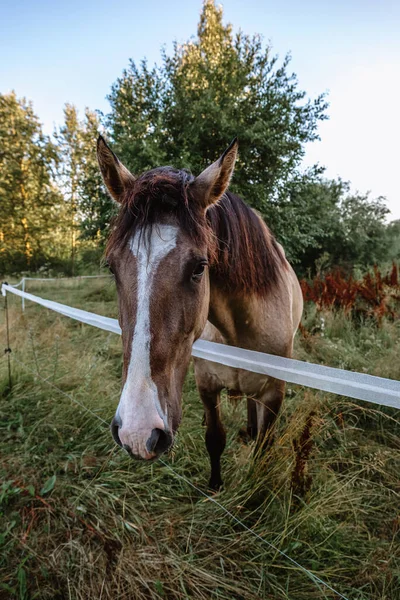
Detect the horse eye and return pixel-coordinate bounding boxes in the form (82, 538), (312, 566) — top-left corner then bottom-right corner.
(192, 261), (207, 280)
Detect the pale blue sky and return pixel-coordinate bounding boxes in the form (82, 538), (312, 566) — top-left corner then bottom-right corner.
(1, 0), (399, 218)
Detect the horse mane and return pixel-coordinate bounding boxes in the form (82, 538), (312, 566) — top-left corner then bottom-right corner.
(106, 167), (285, 295)
(207, 192), (285, 293)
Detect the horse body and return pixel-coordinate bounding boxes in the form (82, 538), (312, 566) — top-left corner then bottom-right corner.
(97, 136), (303, 489)
(197, 256), (302, 393)
(194, 230), (303, 488)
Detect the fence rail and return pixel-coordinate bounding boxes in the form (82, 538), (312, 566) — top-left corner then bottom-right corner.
(10, 275), (111, 311)
(2, 282), (400, 409)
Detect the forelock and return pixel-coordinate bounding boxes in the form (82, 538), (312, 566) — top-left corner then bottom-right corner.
(106, 166), (214, 258)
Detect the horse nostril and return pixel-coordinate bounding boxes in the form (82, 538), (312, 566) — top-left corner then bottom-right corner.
(146, 428), (160, 453)
(111, 416), (122, 447)
(146, 428), (172, 455)
(122, 444), (134, 457)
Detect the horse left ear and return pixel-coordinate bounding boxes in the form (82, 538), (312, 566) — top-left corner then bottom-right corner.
(97, 135), (136, 203)
(191, 138), (238, 209)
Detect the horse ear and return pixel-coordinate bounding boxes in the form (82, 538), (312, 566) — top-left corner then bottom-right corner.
(97, 135), (136, 203)
(191, 138), (238, 209)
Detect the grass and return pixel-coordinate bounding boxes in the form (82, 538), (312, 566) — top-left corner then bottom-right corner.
(0, 278), (399, 599)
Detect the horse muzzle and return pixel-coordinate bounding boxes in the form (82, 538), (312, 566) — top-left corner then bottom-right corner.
(110, 415), (173, 460)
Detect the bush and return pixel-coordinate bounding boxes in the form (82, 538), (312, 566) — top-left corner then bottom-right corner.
(300, 263), (400, 323)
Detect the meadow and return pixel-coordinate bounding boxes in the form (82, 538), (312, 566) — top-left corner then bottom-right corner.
(0, 277), (399, 600)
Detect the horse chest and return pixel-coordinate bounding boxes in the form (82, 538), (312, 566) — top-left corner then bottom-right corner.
(193, 356), (270, 397)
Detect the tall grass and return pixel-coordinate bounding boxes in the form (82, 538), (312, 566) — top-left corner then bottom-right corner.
(1, 279), (399, 599)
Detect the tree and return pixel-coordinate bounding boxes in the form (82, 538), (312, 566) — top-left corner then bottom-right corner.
(54, 105), (112, 272)
(280, 175), (390, 274)
(54, 104), (81, 274)
(107, 0), (328, 218)
(107, 0), (391, 273)
(78, 109), (117, 243)
(271, 171), (345, 269)
(336, 192), (390, 268)
(385, 219), (400, 261)
(0, 92), (63, 273)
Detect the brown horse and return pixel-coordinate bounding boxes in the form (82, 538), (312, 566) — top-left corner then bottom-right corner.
(97, 136), (303, 489)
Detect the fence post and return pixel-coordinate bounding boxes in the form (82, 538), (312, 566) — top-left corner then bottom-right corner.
(22, 277), (25, 312)
(3, 285), (12, 392)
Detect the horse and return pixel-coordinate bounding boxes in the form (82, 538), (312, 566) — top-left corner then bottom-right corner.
(97, 136), (303, 489)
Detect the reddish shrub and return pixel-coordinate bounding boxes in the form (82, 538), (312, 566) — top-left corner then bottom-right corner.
(300, 263), (400, 323)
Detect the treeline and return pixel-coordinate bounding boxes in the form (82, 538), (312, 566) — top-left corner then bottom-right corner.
(0, 95), (109, 275)
(1, 0), (398, 277)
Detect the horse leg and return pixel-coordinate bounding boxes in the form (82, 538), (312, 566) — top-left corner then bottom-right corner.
(238, 396), (257, 443)
(198, 387), (226, 491)
(255, 379), (285, 453)
(247, 397), (258, 440)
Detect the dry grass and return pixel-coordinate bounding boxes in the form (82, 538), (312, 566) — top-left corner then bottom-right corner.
(0, 278), (399, 599)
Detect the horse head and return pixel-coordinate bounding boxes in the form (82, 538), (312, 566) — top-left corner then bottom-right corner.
(97, 136), (238, 459)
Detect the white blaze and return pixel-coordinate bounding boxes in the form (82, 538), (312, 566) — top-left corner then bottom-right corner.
(116, 224), (178, 456)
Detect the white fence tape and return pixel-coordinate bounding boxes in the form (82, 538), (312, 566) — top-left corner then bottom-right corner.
(2, 284), (119, 334)
(10, 279), (24, 288)
(15, 276), (109, 282)
(9, 276), (110, 311)
(2, 283), (400, 410)
(11, 276), (109, 286)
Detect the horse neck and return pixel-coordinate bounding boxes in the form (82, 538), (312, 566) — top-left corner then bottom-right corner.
(206, 276), (257, 347)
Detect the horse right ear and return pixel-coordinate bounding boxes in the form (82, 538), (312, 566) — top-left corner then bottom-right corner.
(97, 136), (136, 203)
(190, 138), (238, 210)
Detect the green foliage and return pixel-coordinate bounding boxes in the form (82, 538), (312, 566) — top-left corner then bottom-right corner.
(270, 171), (344, 266)
(1, 1), (395, 275)
(106, 0), (393, 274)
(281, 175), (391, 273)
(54, 105), (114, 268)
(0, 96), (109, 276)
(0, 92), (64, 273)
(107, 0), (328, 209)
(385, 219), (400, 262)
(336, 192), (390, 268)
(39, 475), (56, 496)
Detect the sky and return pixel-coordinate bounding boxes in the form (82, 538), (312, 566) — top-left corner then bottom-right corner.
(1, 0), (399, 219)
